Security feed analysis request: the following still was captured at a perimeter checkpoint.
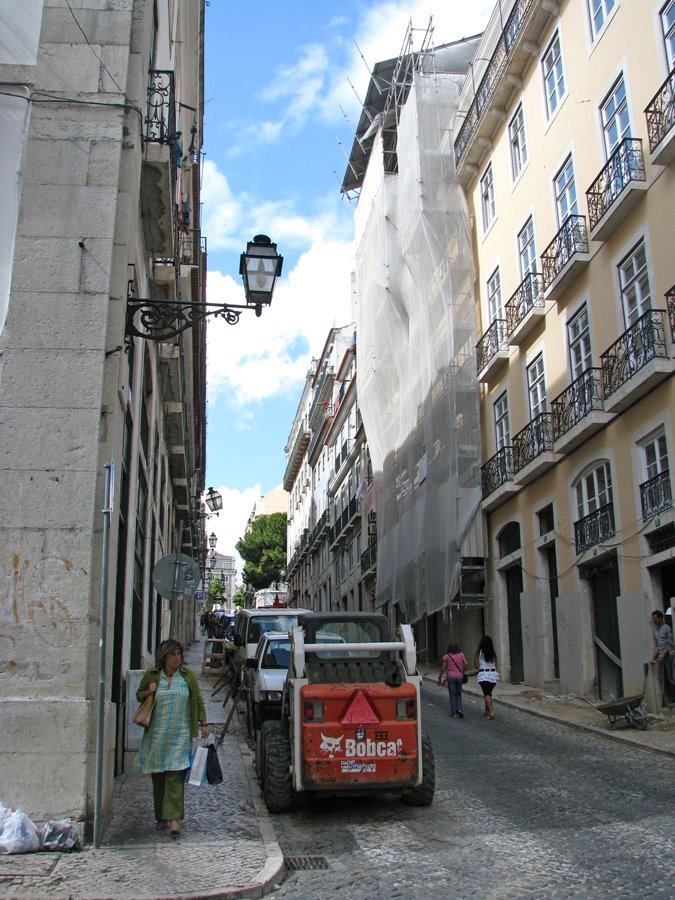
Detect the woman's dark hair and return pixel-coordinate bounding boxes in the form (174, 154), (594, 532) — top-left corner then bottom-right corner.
(446, 640), (460, 653)
(156, 639), (184, 670)
(478, 635), (496, 663)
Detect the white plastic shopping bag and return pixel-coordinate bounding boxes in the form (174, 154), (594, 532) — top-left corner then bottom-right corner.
(187, 743), (208, 786)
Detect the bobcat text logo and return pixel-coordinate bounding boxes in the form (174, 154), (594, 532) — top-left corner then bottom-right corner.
(345, 737), (403, 758)
(319, 733), (343, 758)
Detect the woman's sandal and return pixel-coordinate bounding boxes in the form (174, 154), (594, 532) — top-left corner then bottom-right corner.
(168, 820), (181, 835)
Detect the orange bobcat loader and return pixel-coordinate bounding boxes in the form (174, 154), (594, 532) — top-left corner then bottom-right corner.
(257, 612), (435, 812)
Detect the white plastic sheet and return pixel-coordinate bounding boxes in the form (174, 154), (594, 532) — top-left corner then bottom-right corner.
(356, 71), (481, 623)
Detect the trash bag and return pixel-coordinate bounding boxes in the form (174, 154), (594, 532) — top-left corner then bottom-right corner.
(0, 808), (40, 854)
(38, 819), (81, 852)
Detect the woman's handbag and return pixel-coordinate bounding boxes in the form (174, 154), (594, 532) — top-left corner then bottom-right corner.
(462, 673), (469, 685)
(132, 693), (155, 729)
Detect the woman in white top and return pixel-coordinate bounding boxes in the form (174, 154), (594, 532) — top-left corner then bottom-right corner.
(474, 635), (500, 720)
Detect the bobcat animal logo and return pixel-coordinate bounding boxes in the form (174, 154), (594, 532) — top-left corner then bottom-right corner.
(319, 733), (343, 758)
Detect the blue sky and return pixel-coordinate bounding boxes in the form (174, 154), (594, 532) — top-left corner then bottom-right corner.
(202, 0), (495, 567)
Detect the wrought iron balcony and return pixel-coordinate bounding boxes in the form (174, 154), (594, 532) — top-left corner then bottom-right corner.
(541, 215), (590, 298)
(551, 368), (605, 441)
(145, 70), (176, 144)
(644, 66), (675, 164)
(586, 138), (646, 240)
(640, 471), (673, 522)
(481, 446), (513, 498)
(309, 365), (335, 428)
(360, 541), (377, 575)
(666, 285), (675, 342)
(454, 0), (540, 169)
(505, 272), (545, 343)
(512, 412), (554, 474)
(476, 318), (508, 380)
(601, 309), (668, 410)
(574, 502), (616, 554)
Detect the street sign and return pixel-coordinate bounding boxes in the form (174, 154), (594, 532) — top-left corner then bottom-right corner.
(195, 590), (207, 602)
(152, 553), (201, 599)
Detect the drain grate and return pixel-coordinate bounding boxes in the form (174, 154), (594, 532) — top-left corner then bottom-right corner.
(285, 855), (330, 871)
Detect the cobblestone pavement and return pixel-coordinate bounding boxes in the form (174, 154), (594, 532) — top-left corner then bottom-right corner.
(263, 684), (675, 900)
(1, 640), (672, 900)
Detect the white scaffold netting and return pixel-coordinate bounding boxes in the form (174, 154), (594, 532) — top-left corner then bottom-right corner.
(355, 70), (481, 624)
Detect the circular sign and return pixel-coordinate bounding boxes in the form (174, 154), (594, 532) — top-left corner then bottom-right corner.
(153, 553), (201, 599)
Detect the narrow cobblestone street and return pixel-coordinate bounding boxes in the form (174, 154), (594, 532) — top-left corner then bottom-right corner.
(264, 684), (674, 899)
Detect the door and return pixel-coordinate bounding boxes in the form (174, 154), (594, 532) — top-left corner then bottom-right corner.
(590, 560), (623, 701)
(506, 565), (524, 683)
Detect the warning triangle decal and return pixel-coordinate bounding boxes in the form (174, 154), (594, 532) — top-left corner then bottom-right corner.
(339, 689), (381, 725)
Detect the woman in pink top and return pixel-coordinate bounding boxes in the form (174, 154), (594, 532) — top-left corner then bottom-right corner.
(438, 640), (467, 718)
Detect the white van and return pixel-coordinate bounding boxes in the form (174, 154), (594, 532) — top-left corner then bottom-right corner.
(232, 607), (310, 673)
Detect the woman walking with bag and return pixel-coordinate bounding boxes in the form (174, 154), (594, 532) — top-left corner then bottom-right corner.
(134, 639), (209, 835)
(438, 640), (467, 718)
(474, 635), (500, 720)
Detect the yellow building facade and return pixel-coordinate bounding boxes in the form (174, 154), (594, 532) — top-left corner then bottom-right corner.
(457, 0), (674, 706)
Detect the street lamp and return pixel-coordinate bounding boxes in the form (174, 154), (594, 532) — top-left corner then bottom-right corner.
(125, 235), (283, 340)
(209, 532), (217, 550)
(209, 554), (217, 569)
(204, 487), (222, 514)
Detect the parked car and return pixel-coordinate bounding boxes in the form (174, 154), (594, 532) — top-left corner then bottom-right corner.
(232, 607), (310, 673)
(246, 631), (292, 727)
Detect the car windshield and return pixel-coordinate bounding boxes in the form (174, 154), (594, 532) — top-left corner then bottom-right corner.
(249, 616), (298, 643)
(262, 638), (292, 669)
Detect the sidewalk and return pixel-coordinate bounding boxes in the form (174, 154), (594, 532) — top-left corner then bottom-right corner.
(2, 642), (674, 900)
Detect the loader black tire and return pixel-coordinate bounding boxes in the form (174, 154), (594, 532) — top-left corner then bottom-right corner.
(261, 720), (293, 813)
(402, 733), (435, 806)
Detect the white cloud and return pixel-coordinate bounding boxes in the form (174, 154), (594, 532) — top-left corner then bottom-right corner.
(206, 237), (356, 408)
(207, 484), (262, 582)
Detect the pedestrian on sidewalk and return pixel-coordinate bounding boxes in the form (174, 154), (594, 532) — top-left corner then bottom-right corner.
(134, 639), (209, 836)
(649, 609), (673, 707)
(438, 641), (467, 718)
(474, 635), (500, 720)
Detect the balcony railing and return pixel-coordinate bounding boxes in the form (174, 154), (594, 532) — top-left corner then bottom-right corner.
(481, 446), (513, 498)
(601, 309), (667, 399)
(640, 471), (673, 522)
(574, 502), (616, 554)
(644, 66), (675, 154)
(360, 541), (377, 575)
(586, 138), (646, 232)
(512, 412), (554, 473)
(145, 70), (176, 144)
(476, 318), (508, 375)
(551, 368), (604, 441)
(454, 0), (536, 167)
(505, 272), (544, 337)
(666, 285), (675, 341)
(541, 215), (589, 292)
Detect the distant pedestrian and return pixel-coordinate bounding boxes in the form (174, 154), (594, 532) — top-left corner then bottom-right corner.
(650, 609), (673, 707)
(206, 613), (215, 639)
(474, 635), (500, 720)
(134, 640), (209, 836)
(438, 641), (467, 718)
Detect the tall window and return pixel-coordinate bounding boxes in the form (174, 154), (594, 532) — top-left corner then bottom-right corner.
(527, 354), (547, 418)
(619, 239), (651, 326)
(662, 1), (675, 70)
(567, 305), (592, 380)
(542, 32), (566, 118)
(575, 462), (613, 518)
(509, 103), (528, 178)
(588, 0), (616, 40)
(481, 163), (496, 231)
(494, 392), (510, 450)
(601, 75), (631, 157)
(487, 267), (503, 323)
(518, 217), (537, 278)
(554, 155), (578, 226)
(643, 431), (669, 481)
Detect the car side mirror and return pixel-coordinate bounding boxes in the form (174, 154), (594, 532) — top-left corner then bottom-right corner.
(246, 658), (257, 668)
(233, 635), (243, 647)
